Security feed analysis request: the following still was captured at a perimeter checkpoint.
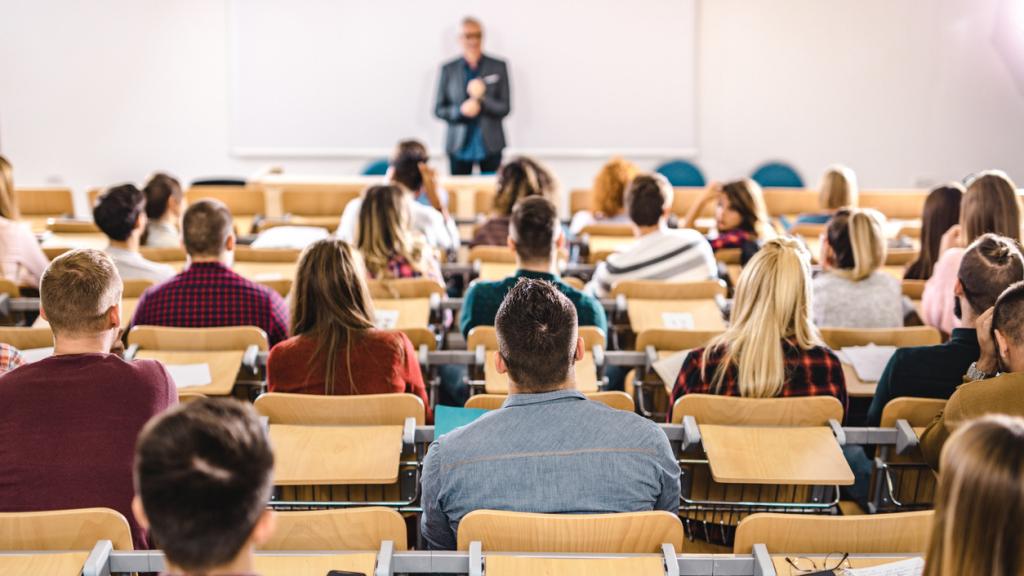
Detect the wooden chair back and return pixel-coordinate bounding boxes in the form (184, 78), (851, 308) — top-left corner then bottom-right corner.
(467, 325), (606, 351)
(733, 511), (933, 554)
(254, 392), (426, 426)
(0, 278), (20, 298)
(367, 278), (446, 299)
(671, 187), (715, 218)
(127, 326), (270, 352)
(880, 398), (946, 428)
(260, 508), (408, 551)
(860, 189), (928, 220)
(45, 219), (100, 234)
(139, 246), (188, 263)
(280, 184), (362, 217)
(635, 329), (722, 352)
(820, 327), (941, 349)
(235, 246), (302, 263)
(178, 392), (207, 404)
(473, 189), (496, 216)
(579, 223), (635, 237)
(886, 249), (918, 266)
(187, 185), (266, 216)
(569, 189), (592, 213)
(255, 278), (292, 297)
(122, 278), (155, 299)
(0, 327), (53, 350)
(15, 187), (74, 216)
(611, 279), (726, 300)
(402, 327), (438, 351)
(466, 391), (634, 412)
(456, 510), (683, 552)
(0, 508), (133, 551)
(469, 244), (515, 264)
(714, 248), (742, 265)
(901, 279), (925, 299)
(562, 276), (585, 290)
(671, 393), (844, 425)
(762, 188), (818, 216)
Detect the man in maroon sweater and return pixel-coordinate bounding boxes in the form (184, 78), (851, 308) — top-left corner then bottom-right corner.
(0, 249), (176, 549)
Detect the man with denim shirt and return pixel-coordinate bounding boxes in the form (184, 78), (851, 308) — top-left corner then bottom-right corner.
(420, 278), (680, 550)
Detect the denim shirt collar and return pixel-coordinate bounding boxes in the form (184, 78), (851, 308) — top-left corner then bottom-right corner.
(501, 388), (587, 408)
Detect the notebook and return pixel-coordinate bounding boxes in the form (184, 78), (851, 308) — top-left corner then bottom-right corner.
(661, 312), (695, 330)
(20, 347), (54, 364)
(841, 557), (924, 576)
(375, 310), (400, 330)
(837, 344), (898, 383)
(434, 405), (489, 437)
(166, 363), (213, 389)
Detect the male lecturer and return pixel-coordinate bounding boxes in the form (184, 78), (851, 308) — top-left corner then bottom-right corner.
(434, 17), (511, 176)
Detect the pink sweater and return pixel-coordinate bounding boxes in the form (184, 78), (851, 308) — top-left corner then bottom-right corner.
(0, 217), (48, 286)
(921, 247), (963, 335)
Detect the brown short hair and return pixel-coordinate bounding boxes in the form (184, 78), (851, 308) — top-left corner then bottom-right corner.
(495, 278), (578, 392)
(40, 249), (122, 335)
(958, 234), (1024, 316)
(961, 171), (1021, 243)
(93, 184), (146, 242)
(134, 398), (273, 572)
(143, 173), (182, 220)
(627, 174), (673, 227)
(993, 280), (1024, 345)
(510, 196), (559, 262)
(183, 199), (233, 257)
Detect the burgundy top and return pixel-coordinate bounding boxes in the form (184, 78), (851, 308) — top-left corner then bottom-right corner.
(0, 354), (177, 549)
(268, 331), (432, 422)
(470, 217), (511, 248)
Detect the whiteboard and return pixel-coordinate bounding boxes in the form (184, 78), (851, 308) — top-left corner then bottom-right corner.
(229, 0), (696, 156)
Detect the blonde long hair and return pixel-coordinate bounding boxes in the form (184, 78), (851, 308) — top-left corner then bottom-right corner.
(357, 185), (427, 279)
(825, 208), (887, 281)
(924, 415), (1024, 576)
(0, 155), (20, 220)
(702, 237), (823, 396)
(819, 164), (858, 211)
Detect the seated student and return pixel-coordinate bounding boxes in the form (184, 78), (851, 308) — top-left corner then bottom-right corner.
(568, 157), (637, 236)
(792, 164), (858, 226)
(395, 139), (451, 211)
(0, 343), (22, 374)
(868, 234), (1023, 426)
(461, 196), (607, 337)
(357, 185), (444, 286)
(133, 398), (275, 575)
(921, 280), (1024, 470)
(922, 170), (1020, 335)
(93, 184), (176, 283)
(0, 249), (176, 548)
(0, 155), (48, 286)
(586, 173), (717, 298)
(142, 172), (185, 248)
(470, 156), (557, 247)
(130, 199), (290, 345)
(904, 184), (963, 281)
(339, 141), (459, 252)
(267, 238), (431, 417)
(683, 179), (775, 264)
(924, 415), (1024, 576)
(813, 208), (902, 328)
(670, 238), (847, 419)
(421, 279), (680, 550)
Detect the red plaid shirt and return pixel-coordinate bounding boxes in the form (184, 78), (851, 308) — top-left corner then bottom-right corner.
(670, 340), (848, 421)
(130, 262), (290, 346)
(709, 228), (755, 251)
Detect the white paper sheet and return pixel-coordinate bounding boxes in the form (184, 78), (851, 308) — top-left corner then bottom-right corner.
(166, 363), (213, 389)
(843, 556), (923, 576)
(838, 344), (898, 383)
(375, 310), (399, 330)
(20, 347), (53, 363)
(251, 226), (329, 249)
(652, 350), (691, 392)
(661, 312), (695, 330)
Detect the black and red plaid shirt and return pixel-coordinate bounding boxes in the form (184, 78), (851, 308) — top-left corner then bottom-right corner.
(669, 340), (848, 421)
(130, 262), (290, 346)
(709, 228), (754, 251)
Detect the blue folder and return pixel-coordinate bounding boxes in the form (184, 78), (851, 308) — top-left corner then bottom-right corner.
(434, 405), (489, 438)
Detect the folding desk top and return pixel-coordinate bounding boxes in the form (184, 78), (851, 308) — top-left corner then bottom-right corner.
(135, 350), (245, 396)
(699, 425), (854, 486)
(374, 298), (432, 330)
(627, 299), (725, 334)
(485, 554), (666, 576)
(0, 552), (88, 576)
(269, 424), (404, 485)
(253, 552), (378, 576)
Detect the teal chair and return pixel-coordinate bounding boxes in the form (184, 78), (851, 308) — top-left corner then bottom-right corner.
(361, 158), (390, 176)
(751, 162), (804, 188)
(655, 160), (706, 187)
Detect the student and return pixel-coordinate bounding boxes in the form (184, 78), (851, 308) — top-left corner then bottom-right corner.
(904, 184), (963, 281)
(683, 179), (775, 264)
(267, 239), (431, 417)
(356, 185), (444, 286)
(0, 155), (49, 286)
(792, 164), (858, 226)
(421, 279), (680, 550)
(0, 249), (176, 548)
(142, 172), (185, 249)
(922, 171), (1021, 335)
(470, 156), (557, 247)
(0, 343), (23, 374)
(130, 199), (290, 345)
(133, 398), (275, 576)
(812, 208), (902, 328)
(670, 238), (847, 420)
(868, 234), (1023, 426)
(339, 142), (459, 252)
(920, 280), (1024, 470)
(923, 415), (1024, 576)
(586, 173), (717, 298)
(461, 196), (607, 337)
(569, 157), (637, 236)
(93, 184), (176, 283)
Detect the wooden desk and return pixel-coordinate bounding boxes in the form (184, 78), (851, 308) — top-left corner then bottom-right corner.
(484, 350), (598, 394)
(588, 235), (635, 254)
(233, 261), (298, 280)
(699, 425), (854, 486)
(0, 552), (89, 576)
(375, 298), (431, 329)
(485, 555), (665, 576)
(478, 262), (517, 282)
(135, 350), (245, 396)
(627, 300), (725, 334)
(771, 555), (920, 572)
(843, 363), (877, 398)
(254, 552), (377, 576)
(269, 424), (403, 485)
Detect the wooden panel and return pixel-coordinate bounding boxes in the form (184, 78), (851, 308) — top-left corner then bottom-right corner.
(281, 186), (362, 216)
(483, 350), (598, 393)
(611, 280), (726, 300)
(135, 350), (244, 396)
(0, 508), (133, 550)
(0, 552), (89, 576)
(15, 187), (74, 216)
(269, 425), (403, 485)
(235, 246), (302, 263)
(469, 245), (516, 263)
(233, 261), (298, 282)
(46, 219), (99, 234)
(456, 510), (684, 552)
(128, 325), (269, 351)
(374, 298), (431, 329)
(771, 556), (922, 572)
(466, 391), (633, 412)
(821, 327), (941, 349)
(0, 328), (52, 350)
(700, 425), (854, 485)
(478, 262), (517, 281)
(634, 329), (722, 352)
(486, 555), (665, 576)
(39, 233), (108, 252)
(860, 189), (928, 220)
(670, 187), (715, 218)
(367, 278), (446, 299)
(879, 398), (946, 428)
(262, 508), (408, 551)
(253, 553), (377, 576)
(626, 299), (725, 333)
(468, 326), (606, 350)
(254, 392), (426, 426)
(187, 185), (266, 216)
(672, 394), (843, 426)
(734, 511), (931, 554)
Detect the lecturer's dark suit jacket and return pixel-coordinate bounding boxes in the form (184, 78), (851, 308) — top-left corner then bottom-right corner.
(434, 55), (511, 155)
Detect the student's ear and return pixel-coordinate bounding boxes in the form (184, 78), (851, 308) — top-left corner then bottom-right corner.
(995, 328), (1011, 365)
(574, 335), (585, 362)
(131, 496), (150, 531)
(506, 236), (516, 254)
(555, 229), (565, 251)
(225, 233), (237, 252)
(39, 305), (48, 323)
(108, 302), (121, 331)
(249, 509), (276, 548)
(953, 278), (965, 299)
(135, 212), (147, 232)
(494, 352), (508, 375)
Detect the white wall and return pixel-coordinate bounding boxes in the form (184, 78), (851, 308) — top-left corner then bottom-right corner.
(1, 0), (1023, 216)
